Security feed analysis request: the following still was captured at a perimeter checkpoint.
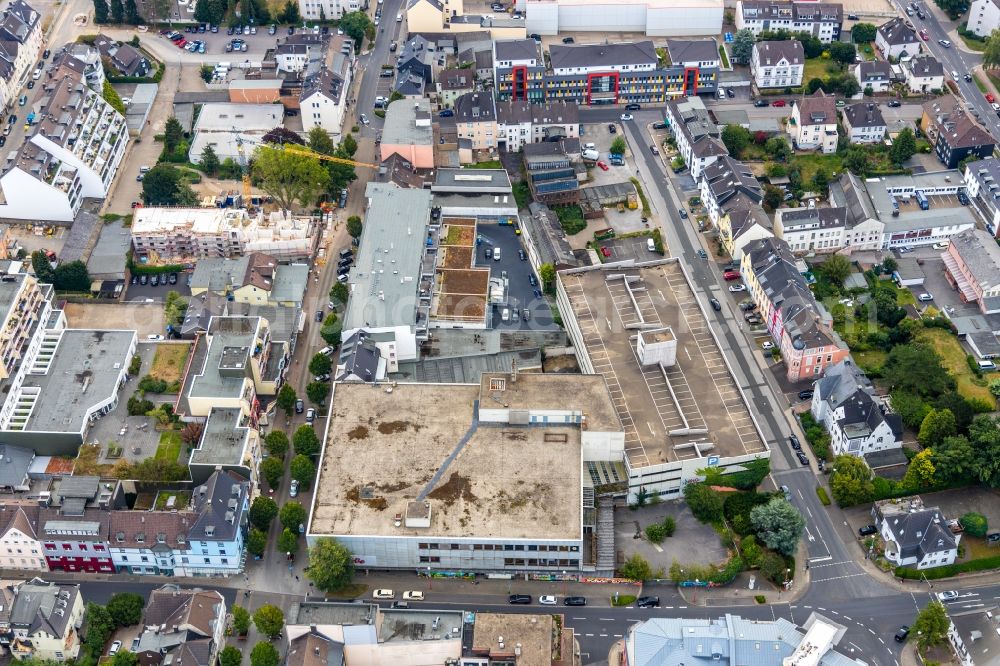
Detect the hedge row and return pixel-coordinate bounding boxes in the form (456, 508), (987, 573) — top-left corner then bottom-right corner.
(896, 554), (1000, 580)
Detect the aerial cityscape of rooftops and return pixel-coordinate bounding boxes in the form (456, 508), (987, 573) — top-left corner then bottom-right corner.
(1, 0), (1000, 662)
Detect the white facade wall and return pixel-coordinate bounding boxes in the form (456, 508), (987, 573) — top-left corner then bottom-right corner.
(525, 1), (559, 34)
(499, 120), (532, 152)
(750, 48), (803, 89)
(875, 32), (919, 60)
(0, 16), (42, 114)
(879, 522), (958, 569)
(775, 218), (845, 253)
(302, 90), (349, 137)
(843, 218), (885, 251)
(728, 224), (775, 260)
(828, 412), (898, 456)
(526, 0), (721, 36)
(846, 122), (887, 144)
(645, 6), (723, 36)
(906, 70), (944, 93)
(0, 528), (46, 571)
(970, 0), (1000, 38)
(299, 0), (359, 20)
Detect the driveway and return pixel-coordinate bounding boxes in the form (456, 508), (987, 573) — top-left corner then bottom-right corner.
(475, 224), (558, 330)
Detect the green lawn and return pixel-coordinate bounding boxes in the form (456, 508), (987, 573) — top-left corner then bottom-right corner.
(718, 44), (730, 68)
(854, 350), (889, 374)
(792, 153), (844, 187)
(958, 32), (987, 51)
(465, 160), (502, 169)
(803, 58), (836, 82)
(156, 431), (182, 462)
(916, 327), (997, 405)
(974, 73), (988, 93)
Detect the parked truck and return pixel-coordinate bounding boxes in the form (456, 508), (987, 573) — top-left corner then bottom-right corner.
(915, 190), (929, 210)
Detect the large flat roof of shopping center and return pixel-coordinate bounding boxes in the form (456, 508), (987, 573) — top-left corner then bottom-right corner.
(311, 381), (582, 540)
(343, 183), (433, 331)
(479, 372), (620, 432)
(21, 329), (135, 433)
(558, 259), (767, 469)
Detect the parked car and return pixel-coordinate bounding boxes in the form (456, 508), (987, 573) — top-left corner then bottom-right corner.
(771, 100), (786, 107)
(597, 161), (609, 171)
(797, 389), (814, 400)
(289, 479), (299, 497)
(564, 597), (587, 606)
(439, 109), (454, 117)
(754, 99), (769, 107)
(858, 524), (877, 536)
(539, 595), (557, 605)
(723, 270), (741, 281)
(620, 113), (633, 121)
(562, 36), (574, 43)
(796, 451), (809, 466)
(305, 408), (316, 423)
(789, 435), (801, 450)
(109, 641), (122, 656)
(762, 341), (774, 350)
(710, 298), (721, 311)
(636, 596), (660, 608)
(729, 284), (747, 292)
(887, 99), (901, 107)
(508, 594), (532, 604)
(625, 103), (641, 110)
(402, 591), (424, 600)
(895, 626), (910, 642)
(372, 589), (395, 600)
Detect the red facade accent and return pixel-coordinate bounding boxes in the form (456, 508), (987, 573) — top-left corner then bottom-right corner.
(45, 556), (114, 573)
(683, 67), (699, 95)
(511, 65), (529, 101)
(585, 72), (619, 106)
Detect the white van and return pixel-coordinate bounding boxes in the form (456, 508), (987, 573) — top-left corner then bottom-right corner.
(582, 148), (600, 161)
(647, 237), (656, 251)
(717, 88), (726, 99)
(493, 248), (501, 261)
(978, 360), (997, 371)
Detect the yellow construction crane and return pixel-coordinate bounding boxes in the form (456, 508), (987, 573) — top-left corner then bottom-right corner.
(279, 144), (379, 169)
(232, 129), (253, 205)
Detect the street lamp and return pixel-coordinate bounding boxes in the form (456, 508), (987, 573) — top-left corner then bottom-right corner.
(562, 570), (567, 597)
(427, 566), (432, 590)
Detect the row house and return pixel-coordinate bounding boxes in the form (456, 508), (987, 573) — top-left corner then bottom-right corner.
(811, 359), (902, 457)
(454, 92), (497, 151)
(0, 579), (84, 662)
(496, 99), (580, 152)
(0, 504), (45, 571)
(736, 0), (843, 42)
(300, 44), (354, 138)
(0, 0), (42, 116)
(774, 206), (850, 253)
(718, 196), (774, 260)
(741, 237), (850, 382)
(750, 40), (804, 90)
(664, 96), (727, 178)
(699, 156), (763, 227)
(437, 68), (476, 109)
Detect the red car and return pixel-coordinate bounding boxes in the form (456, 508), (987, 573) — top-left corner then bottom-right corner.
(597, 161), (609, 171)
(771, 100), (786, 107)
(176, 39), (187, 47)
(919, 29), (929, 40)
(601, 247), (611, 257)
(723, 270), (741, 281)
(988, 93), (996, 103)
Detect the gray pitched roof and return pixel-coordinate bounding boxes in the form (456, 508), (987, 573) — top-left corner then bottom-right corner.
(549, 41), (656, 70)
(905, 53), (944, 78)
(337, 330), (381, 382)
(454, 92), (495, 122)
(844, 102), (886, 129)
(754, 40), (803, 65)
(189, 470), (248, 542)
(879, 16), (919, 46)
(666, 39), (719, 64)
(494, 39), (538, 62)
(10, 579), (79, 640)
(881, 508), (958, 560)
(857, 60), (892, 82)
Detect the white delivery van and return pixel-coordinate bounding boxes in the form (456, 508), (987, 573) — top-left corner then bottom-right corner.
(582, 148), (600, 161)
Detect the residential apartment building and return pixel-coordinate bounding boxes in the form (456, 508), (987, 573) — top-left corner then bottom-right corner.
(903, 53), (944, 93)
(52, 43), (104, 91)
(0, 504), (45, 571)
(843, 102), (887, 144)
(136, 585), (226, 666)
(275, 33), (326, 73)
(664, 96), (727, 178)
(496, 99), (580, 152)
(666, 39), (721, 68)
(719, 199), (774, 260)
(790, 90), (837, 153)
(742, 236), (850, 382)
(109, 471), (249, 577)
(454, 92), (497, 150)
(855, 60), (893, 93)
(0, 0), (42, 115)
(750, 40), (804, 89)
(969, 0), (1000, 37)
(0, 59), (129, 222)
(874, 497), (960, 570)
(876, 17), (921, 59)
(811, 360), (902, 457)
(963, 157), (1000, 236)
(189, 253), (310, 307)
(495, 40), (719, 104)
(300, 50), (354, 137)
(774, 206), (850, 252)
(699, 156), (763, 227)
(379, 98), (435, 168)
(2, 579), (84, 662)
(131, 208), (315, 264)
(735, 0), (843, 42)
(930, 106), (995, 168)
(437, 68), (475, 109)
(942, 228), (1000, 314)
(298, 0), (359, 20)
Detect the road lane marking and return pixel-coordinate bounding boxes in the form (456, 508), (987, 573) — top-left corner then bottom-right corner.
(600, 618), (616, 621)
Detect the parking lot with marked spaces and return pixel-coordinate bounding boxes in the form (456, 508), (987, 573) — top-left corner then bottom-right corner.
(558, 258), (767, 477)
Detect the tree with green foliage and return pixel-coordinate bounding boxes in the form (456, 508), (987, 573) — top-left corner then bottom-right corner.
(262, 126), (305, 146)
(740, 534), (763, 567)
(248, 496), (278, 531)
(619, 553), (655, 580)
(812, 168), (830, 193)
(306, 538), (354, 591)
(164, 290), (187, 326)
(320, 313), (342, 347)
(843, 146), (869, 175)
(260, 458), (284, 488)
(103, 80), (126, 114)
(330, 281), (350, 306)
(721, 124), (751, 158)
(759, 551), (791, 584)
(110, 0), (124, 23)
(231, 606), (251, 636)
(683, 482), (724, 523)
(969, 415), (1000, 486)
(52, 261), (91, 292)
(308, 126), (336, 155)
(986, 29), (1000, 68)
(278, 0), (300, 22)
(276, 384), (298, 415)
(31, 251), (55, 284)
(250, 642), (280, 666)
(912, 601), (950, 649)
(290, 454), (316, 487)
(306, 381), (329, 405)
(309, 353), (333, 377)
(200, 145), (220, 176)
(293, 425), (320, 456)
(750, 498), (805, 556)
(107, 593), (144, 626)
(902, 448), (937, 490)
(918, 408), (957, 448)
(762, 185), (783, 213)
(851, 22), (877, 42)
(253, 605), (284, 639)
(219, 646), (243, 666)
(339, 11), (372, 49)
(539, 263), (556, 290)
(890, 128), (917, 165)
(960, 511), (988, 537)
(884, 344), (955, 399)
(84, 603), (115, 656)
(765, 136), (792, 162)
(252, 145), (330, 211)
(830, 454), (875, 506)
(264, 430), (289, 458)
(278, 527), (299, 554)
(113, 652), (138, 666)
(933, 435), (977, 483)
(731, 28), (755, 64)
(280, 501), (307, 532)
(610, 136), (627, 155)
(142, 165), (197, 206)
(124, 0), (139, 23)
(346, 215), (363, 238)
(93, 0), (109, 23)
(828, 41), (856, 66)
(340, 133), (358, 157)
(818, 254), (851, 286)
(164, 117), (184, 154)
